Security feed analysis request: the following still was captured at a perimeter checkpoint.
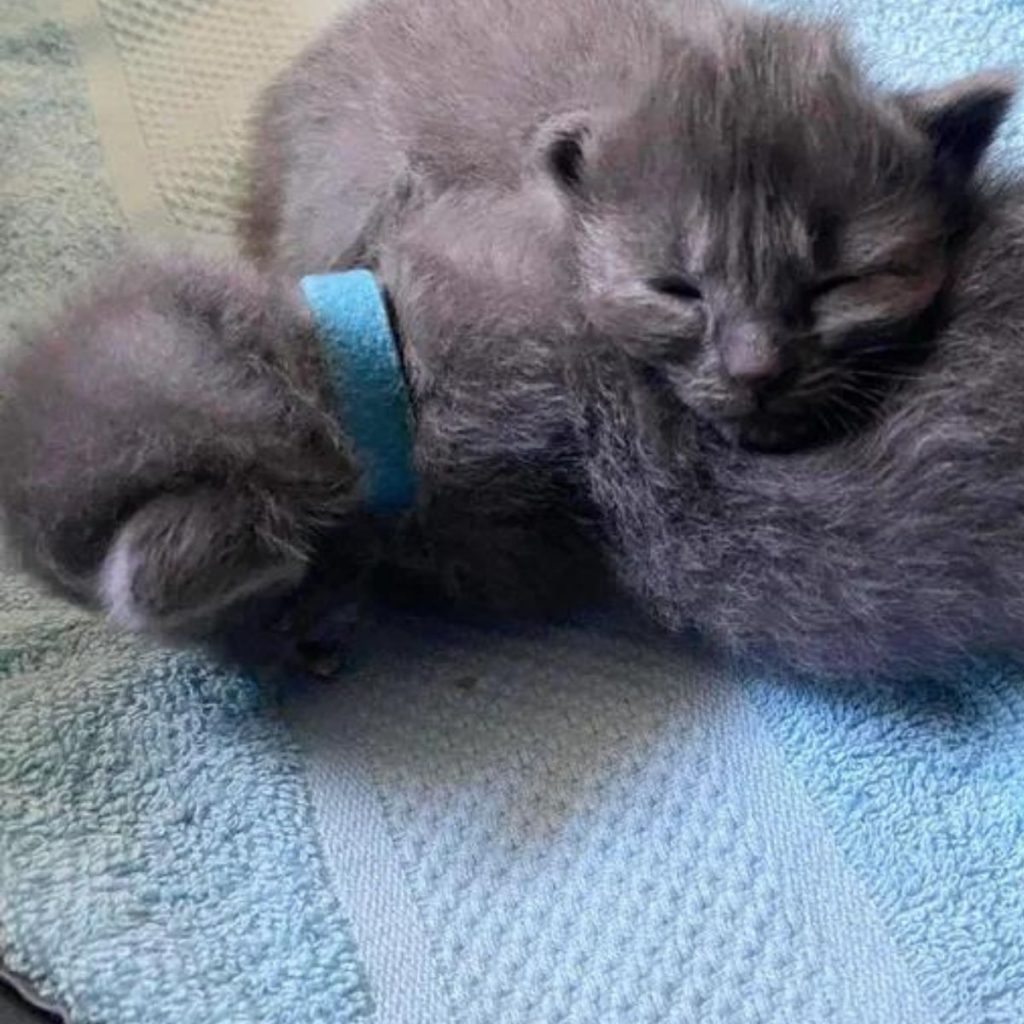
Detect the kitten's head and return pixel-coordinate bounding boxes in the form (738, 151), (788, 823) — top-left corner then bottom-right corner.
(533, 10), (1015, 451)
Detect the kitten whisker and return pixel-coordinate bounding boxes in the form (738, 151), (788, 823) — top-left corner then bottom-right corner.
(844, 367), (922, 383)
(820, 388), (866, 418)
(839, 341), (924, 358)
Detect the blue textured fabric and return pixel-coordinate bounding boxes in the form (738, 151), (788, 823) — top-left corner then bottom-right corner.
(301, 271), (416, 514)
(287, 621), (940, 1024)
(0, 596), (373, 1024)
(749, 662), (1024, 1024)
(282, 619), (1024, 1024)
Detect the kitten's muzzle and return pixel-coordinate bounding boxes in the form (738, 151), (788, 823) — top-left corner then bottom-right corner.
(717, 321), (786, 386)
(701, 368), (827, 453)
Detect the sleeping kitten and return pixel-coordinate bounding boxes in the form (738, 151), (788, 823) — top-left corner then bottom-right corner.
(243, 0), (995, 452)
(2, 0), (1023, 677)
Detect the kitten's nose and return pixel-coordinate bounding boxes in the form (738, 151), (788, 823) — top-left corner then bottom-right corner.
(719, 322), (783, 385)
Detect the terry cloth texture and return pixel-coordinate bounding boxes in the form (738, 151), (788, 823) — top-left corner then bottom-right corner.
(285, 620), (1024, 1024)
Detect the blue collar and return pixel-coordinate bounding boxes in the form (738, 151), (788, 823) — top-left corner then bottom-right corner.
(300, 270), (416, 513)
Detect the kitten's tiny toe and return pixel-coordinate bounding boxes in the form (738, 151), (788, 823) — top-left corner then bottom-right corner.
(288, 599), (361, 681)
(298, 646), (348, 680)
(209, 573), (363, 683)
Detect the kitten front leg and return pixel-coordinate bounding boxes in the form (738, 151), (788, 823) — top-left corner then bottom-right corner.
(99, 488), (309, 637)
(203, 519), (381, 680)
(0, 251), (365, 677)
(95, 487), (381, 681)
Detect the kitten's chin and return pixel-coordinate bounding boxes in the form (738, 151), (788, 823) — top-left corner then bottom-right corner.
(713, 412), (832, 454)
(668, 373), (850, 453)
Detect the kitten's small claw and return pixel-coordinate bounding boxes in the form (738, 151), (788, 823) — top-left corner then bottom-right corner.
(304, 650), (348, 680)
(283, 593), (362, 682)
(211, 583), (363, 684)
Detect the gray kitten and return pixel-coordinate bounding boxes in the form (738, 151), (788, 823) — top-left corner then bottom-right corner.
(243, 0), (1001, 452)
(2, 0), (1022, 677)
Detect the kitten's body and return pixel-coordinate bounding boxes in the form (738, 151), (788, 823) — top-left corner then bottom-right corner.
(4, 0), (1024, 678)
(248, 0), (1009, 452)
(580, 189), (1024, 674)
(241, 0), (674, 271)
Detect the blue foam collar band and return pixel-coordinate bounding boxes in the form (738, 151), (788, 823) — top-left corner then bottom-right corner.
(300, 270), (416, 513)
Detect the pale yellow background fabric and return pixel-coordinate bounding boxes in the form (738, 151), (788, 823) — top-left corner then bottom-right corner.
(61, 0), (345, 244)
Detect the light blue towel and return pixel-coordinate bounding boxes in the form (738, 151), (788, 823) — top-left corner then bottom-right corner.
(749, 666), (1024, 1022)
(3, 0), (1024, 1022)
(0, 594), (372, 1024)
(284, 620), (1024, 1024)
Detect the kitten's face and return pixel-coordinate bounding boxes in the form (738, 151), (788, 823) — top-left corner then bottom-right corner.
(538, 15), (1013, 451)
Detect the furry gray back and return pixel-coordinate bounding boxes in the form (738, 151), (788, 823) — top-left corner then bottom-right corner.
(241, 0), (679, 271)
(4, 0), (1024, 678)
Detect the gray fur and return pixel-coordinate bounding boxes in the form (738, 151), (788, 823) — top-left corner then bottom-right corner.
(239, 0), (679, 270)
(575, 185), (1024, 675)
(0, 255), (358, 642)
(3, 0), (1024, 678)
(244, 0), (1014, 452)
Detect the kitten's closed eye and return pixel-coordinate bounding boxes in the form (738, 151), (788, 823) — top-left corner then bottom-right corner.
(806, 273), (864, 301)
(649, 275), (703, 301)
(810, 261), (945, 339)
(807, 264), (918, 302)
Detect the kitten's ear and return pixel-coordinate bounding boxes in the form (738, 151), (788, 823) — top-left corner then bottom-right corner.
(896, 70), (1017, 181)
(530, 111), (600, 195)
(99, 488), (309, 640)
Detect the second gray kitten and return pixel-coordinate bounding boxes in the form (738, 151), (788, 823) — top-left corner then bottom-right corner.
(2, 0), (1023, 678)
